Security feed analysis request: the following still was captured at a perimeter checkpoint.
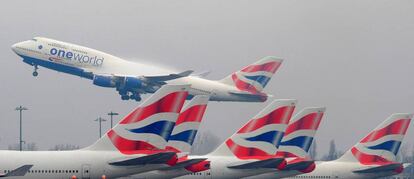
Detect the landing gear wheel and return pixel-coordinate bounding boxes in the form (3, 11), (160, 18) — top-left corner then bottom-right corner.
(121, 95), (130, 100)
(32, 65), (39, 77)
(130, 94), (142, 101)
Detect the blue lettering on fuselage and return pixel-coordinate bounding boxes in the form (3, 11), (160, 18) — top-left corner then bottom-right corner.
(49, 48), (104, 66)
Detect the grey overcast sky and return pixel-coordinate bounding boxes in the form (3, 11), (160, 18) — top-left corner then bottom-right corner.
(0, 0), (413, 154)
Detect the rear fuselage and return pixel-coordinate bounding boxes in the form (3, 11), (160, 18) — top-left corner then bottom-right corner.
(0, 150), (168, 179)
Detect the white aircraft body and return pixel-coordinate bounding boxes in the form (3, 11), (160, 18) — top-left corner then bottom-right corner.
(0, 85), (191, 179)
(12, 37), (282, 102)
(283, 113), (413, 179)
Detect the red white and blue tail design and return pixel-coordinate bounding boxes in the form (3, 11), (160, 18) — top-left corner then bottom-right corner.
(276, 107), (325, 173)
(85, 85), (189, 155)
(276, 107), (325, 159)
(338, 113), (412, 166)
(219, 56), (283, 94)
(210, 99), (296, 160)
(166, 95), (210, 153)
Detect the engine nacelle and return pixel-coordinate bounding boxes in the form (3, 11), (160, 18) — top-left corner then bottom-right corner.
(93, 75), (116, 88)
(124, 77), (143, 90)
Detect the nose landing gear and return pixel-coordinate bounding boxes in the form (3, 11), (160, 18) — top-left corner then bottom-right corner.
(32, 65), (39, 77)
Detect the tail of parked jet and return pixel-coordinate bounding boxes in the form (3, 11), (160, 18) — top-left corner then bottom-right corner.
(219, 56), (283, 94)
(210, 99), (296, 161)
(337, 113), (412, 174)
(276, 107), (325, 173)
(85, 84), (189, 155)
(166, 95), (210, 153)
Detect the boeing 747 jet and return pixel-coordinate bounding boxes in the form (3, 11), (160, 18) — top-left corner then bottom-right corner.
(12, 37), (282, 102)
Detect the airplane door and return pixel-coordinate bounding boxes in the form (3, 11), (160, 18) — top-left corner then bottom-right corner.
(81, 164), (91, 179)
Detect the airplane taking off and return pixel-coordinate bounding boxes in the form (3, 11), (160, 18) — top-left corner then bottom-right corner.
(12, 37), (283, 102)
(0, 84), (190, 179)
(285, 113), (413, 179)
(175, 99), (297, 179)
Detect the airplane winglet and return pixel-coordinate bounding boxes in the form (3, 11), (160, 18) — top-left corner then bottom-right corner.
(4, 165), (33, 177)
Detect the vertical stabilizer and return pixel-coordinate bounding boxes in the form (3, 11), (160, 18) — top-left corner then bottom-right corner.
(337, 113), (412, 165)
(85, 85), (189, 155)
(210, 99), (297, 159)
(219, 56), (283, 94)
(166, 95), (210, 153)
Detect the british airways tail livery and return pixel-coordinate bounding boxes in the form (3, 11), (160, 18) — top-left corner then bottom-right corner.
(288, 113), (412, 179)
(0, 84), (189, 179)
(245, 107), (326, 179)
(131, 95), (210, 179)
(166, 95), (210, 153)
(12, 37), (282, 102)
(176, 99), (297, 179)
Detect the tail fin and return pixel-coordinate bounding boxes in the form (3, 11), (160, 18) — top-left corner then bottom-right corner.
(85, 85), (189, 155)
(337, 113), (412, 165)
(166, 95), (210, 153)
(219, 56), (283, 94)
(276, 107), (325, 159)
(210, 99), (297, 160)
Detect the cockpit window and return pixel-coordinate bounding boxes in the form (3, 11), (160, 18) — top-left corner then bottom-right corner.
(31, 38), (38, 42)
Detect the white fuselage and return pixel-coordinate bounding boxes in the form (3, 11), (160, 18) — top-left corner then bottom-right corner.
(174, 156), (277, 179)
(12, 37), (265, 102)
(0, 150), (169, 179)
(275, 161), (398, 179)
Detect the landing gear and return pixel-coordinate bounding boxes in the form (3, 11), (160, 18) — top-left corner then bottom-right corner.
(118, 89), (142, 101)
(130, 94), (142, 101)
(32, 65), (39, 77)
(121, 95), (130, 100)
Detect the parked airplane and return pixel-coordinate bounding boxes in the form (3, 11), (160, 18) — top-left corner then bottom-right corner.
(0, 84), (190, 179)
(12, 37), (282, 102)
(174, 99), (297, 179)
(244, 107), (326, 179)
(286, 113), (413, 179)
(131, 95), (210, 179)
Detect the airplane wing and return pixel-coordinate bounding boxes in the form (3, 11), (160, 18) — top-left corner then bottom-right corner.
(160, 158), (208, 170)
(227, 158), (285, 169)
(284, 160), (314, 171)
(90, 70), (193, 101)
(0, 165), (33, 177)
(108, 152), (176, 166)
(228, 91), (268, 102)
(143, 70), (193, 82)
(353, 163), (403, 173)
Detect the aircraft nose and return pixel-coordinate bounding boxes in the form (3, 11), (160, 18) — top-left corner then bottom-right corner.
(11, 41), (27, 54)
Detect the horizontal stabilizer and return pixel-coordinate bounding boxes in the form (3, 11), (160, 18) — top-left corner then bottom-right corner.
(109, 152), (176, 166)
(3, 165), (33, 177)
(403, 163), (412, 168)
(227, 158), (284, 169)
(193, 70), (211, 77)
(353, 163), (403, 173)
(145, 70), (193, 82)
(284, 160), (314, 171)
(228, 91), (268, 102)
(161, 158), (208, 170)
